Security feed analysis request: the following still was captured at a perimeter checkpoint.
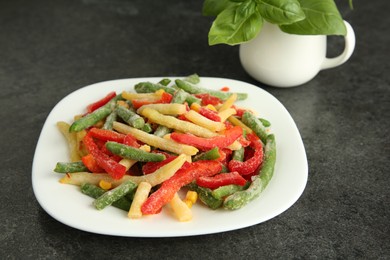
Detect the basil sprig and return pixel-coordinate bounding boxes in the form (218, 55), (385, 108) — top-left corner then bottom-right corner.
(203, 0), (349, 46)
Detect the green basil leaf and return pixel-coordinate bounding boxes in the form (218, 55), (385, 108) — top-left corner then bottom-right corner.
(203, 0), (237, 16)
(208, 0), (263, 45)
(279, 0), (346, 35)
(257, 0), (305, 25)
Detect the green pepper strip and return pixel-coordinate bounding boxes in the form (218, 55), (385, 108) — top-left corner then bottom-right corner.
(193, 147), (221, 161)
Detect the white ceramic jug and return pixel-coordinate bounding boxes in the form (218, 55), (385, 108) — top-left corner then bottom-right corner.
(239, 21), (356, 87)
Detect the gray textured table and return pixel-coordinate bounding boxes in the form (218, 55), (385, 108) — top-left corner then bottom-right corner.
(1, 0), (389, 259)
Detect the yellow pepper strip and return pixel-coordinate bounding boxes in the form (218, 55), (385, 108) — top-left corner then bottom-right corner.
(170, 193), (192, 222)
(218, 93), (237, 112)
(227, 116), (253, 134)
(139, 108), (218, 138)
(56, 121), (81, 162)
(128, 182), (152, 219)
(184, 110), (226, 132)
(218, 108), (237, 122)
(59, 154), (188, 187)
(137, 103), (187, 116)
(113, 122), (198, 155)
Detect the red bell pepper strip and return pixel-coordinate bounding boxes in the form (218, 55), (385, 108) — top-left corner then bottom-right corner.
(238, 136), (251, 147)
(141, 160), (222, 214)
(81, 154), (104, 173)
(196, 171), (247, 189)
(142, 152), (177, 175)
(194, 93), (222, 106)
(89, 127), (126, 143)
(198, 107), (221, 122)
(86, 91), (116, 113)
(231, 105), (247, 118)
(123, 134), (141, 148)
(170, 126), (243, 150)
(228, 133), (264, 176)
(83, 133), (127, 179)
(131, 92), (173, 109)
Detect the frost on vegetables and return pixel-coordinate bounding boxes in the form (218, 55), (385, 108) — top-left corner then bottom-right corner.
(54, 74), (276, 222)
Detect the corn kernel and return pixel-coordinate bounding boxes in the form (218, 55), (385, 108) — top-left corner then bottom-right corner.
(99, 180), (112, 190)
(205, 104), (217, 111)
(116, 100), (129, 108)
(190, 102), (201, 112)
(184, 199), (193, 208)
(155, 89), (165, 96)
(185, 191), (198, 204)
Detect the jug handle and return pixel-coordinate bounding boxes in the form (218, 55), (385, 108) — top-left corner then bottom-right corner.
(321, 20), (356, 70)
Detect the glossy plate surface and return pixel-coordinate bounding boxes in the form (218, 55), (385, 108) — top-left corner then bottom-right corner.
(32, 77), (308, 237)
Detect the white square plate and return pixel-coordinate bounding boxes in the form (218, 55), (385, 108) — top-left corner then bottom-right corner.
(32, 77), (308, 237)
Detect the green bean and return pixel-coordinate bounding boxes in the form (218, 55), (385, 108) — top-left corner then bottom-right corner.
(220, 164), (229, 173)
(186, 183), (223, 210)
(69, 106), (111, 132)
(212, 183), (250, 200)
(102, 111), (117, 130)
(232, 147), (245, 161)
(135, 81), (200, 105)
(105, 94), (124, 109)
(223, 134), (276, 210)
(175, 79), (247, 101)
(54, 161), (88, 173)
(141, 123), (153, 133)
(242, 111), (268, 144)
(93, 180), (137, 210)
(105, 141), (166, 162)
(158, 78), (171, 86)
(259, 118), (271, 127)
(80, 183), (131, 211)
(171, 89), (188, 104)
(116, 105), (145, 129)
(134, 82), (176, 95)
(175, 89), (201, 105)
(183, 73), (200, 84)
(153, 125), (171, 137)
(193, 147), (220, 161)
